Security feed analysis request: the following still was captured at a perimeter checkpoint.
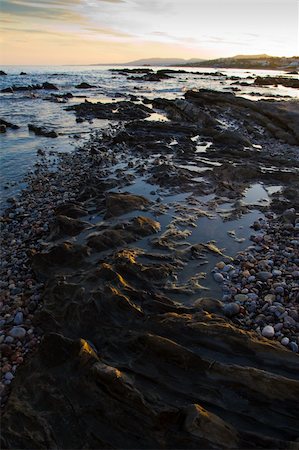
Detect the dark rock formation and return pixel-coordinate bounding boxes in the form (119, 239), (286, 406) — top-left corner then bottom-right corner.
(1, 83), (58, 93)
(41, 82), (59, 90)
(254, 76), (299, 89)
(2, 244), (299, 449)
(66, 100), (152, 121)
(75, 82), (97, 89)
(54, 202), (88, 218)
(87, 216), (160, 251)
(28, 124), (58, 138)
(129, 73), (173, 82)
(0, 119), (20, 130)
(0, 70), (7, 75)
(105, 192), (151, 218)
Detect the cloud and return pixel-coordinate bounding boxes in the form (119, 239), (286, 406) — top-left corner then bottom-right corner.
(0, 0), (85, 23)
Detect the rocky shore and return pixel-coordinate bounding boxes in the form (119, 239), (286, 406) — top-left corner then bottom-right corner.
(1, 87), (299, 449)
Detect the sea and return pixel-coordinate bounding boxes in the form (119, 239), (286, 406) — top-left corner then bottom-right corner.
(0, 65), (298, 209)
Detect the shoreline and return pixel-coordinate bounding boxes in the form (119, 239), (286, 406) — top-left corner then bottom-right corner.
(1, 87), (299, 448)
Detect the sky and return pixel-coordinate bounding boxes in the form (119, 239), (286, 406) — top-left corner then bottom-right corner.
(0, 0), (298, 65)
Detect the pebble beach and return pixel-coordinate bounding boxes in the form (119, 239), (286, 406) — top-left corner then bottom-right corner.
(1, 66), (299, 448)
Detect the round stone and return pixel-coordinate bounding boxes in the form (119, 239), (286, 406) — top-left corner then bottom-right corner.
(272, 270), (282, 277)
(216, 261), (225, 270)
(289, 342), (298, 353)
(262, 325), (275, 338)
(257, 272), (273, 282)
(292, 271), (299, 278)
(14, 312), (24, 325)
(234, 294), (248, 302)
(223, 302), (240, 317)
(264, 294), (275, 303)
(4, 372), (14, 381)
(8, 326), (26, 339)
(248, 275), (256, 283)
(281, 337), (289, 346)
(213, 273), (224, 283)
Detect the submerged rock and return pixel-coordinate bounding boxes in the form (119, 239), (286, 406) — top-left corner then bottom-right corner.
(0, 119), (19, 130)
(75, 82), (96, 89)
(28, 124), (58, 138)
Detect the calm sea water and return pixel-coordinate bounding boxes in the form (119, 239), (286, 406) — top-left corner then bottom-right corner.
(0, 65), (298, 208)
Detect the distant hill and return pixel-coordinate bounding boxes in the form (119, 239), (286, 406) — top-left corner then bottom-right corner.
(124, 57), (206, 66)
(233, 54), (271, 60)
(95, 57), (205, 66)
(181, 55), (299, 70)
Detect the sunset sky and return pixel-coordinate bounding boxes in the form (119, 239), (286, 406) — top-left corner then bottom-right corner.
(0, 0), (298, 65)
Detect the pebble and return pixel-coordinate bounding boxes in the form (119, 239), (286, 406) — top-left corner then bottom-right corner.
(257, 272), (273, 282)
(223, 303), (240, 317)
(289, 342), (298, 353)
(4, 372), (14, 381)
(262, 325), (275, 338)
(213, 273), (224, 283)
(8, 327), (26, 339)
(234, 294), (248, 302)
(281, 337), (289, 346)
(14, 311), (24, 325)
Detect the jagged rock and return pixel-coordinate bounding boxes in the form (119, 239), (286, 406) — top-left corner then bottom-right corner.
(254, 76), (299, 89)
(66, 100), (152, 121)
(28, 124), (58, 138)
(0, 70), (7, 75)
(105, 192), (151, 218)
(75, 82), (96, 89)
(2, 247), (299, 449)
(54, 202), (88, 218)
(50, 215), (90, 237)
(32, 242), (90, 279)
(87, 216), (160, 251)
(0, 118), (19, 130)
(42, 82), (58, 90)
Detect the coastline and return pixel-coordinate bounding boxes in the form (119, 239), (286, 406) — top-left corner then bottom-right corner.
(1, 80), (299, 447)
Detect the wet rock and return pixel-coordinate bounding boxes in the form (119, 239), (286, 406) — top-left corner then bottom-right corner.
(88, 216), (160, 251)
(67, 100), (152, 121)
(32, 242), (90, 279)
(42, 82), (58, 90)
(75, 82), (96, 89)
(54, 202), (88, 218)
(193, 297), (224, 314)
(213, 272), (224, 283)
(223, 302), (240, 317)
(105, 192), (151, 218)
(254, 76), (299, 89)
(28, 124), (58, 138)
(51, 215), (89, 237)
(183, 403), (238, 447)
(0, 119), (19, 130)
(0, 70), (7, 75)
(0, 124), (6, 133)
